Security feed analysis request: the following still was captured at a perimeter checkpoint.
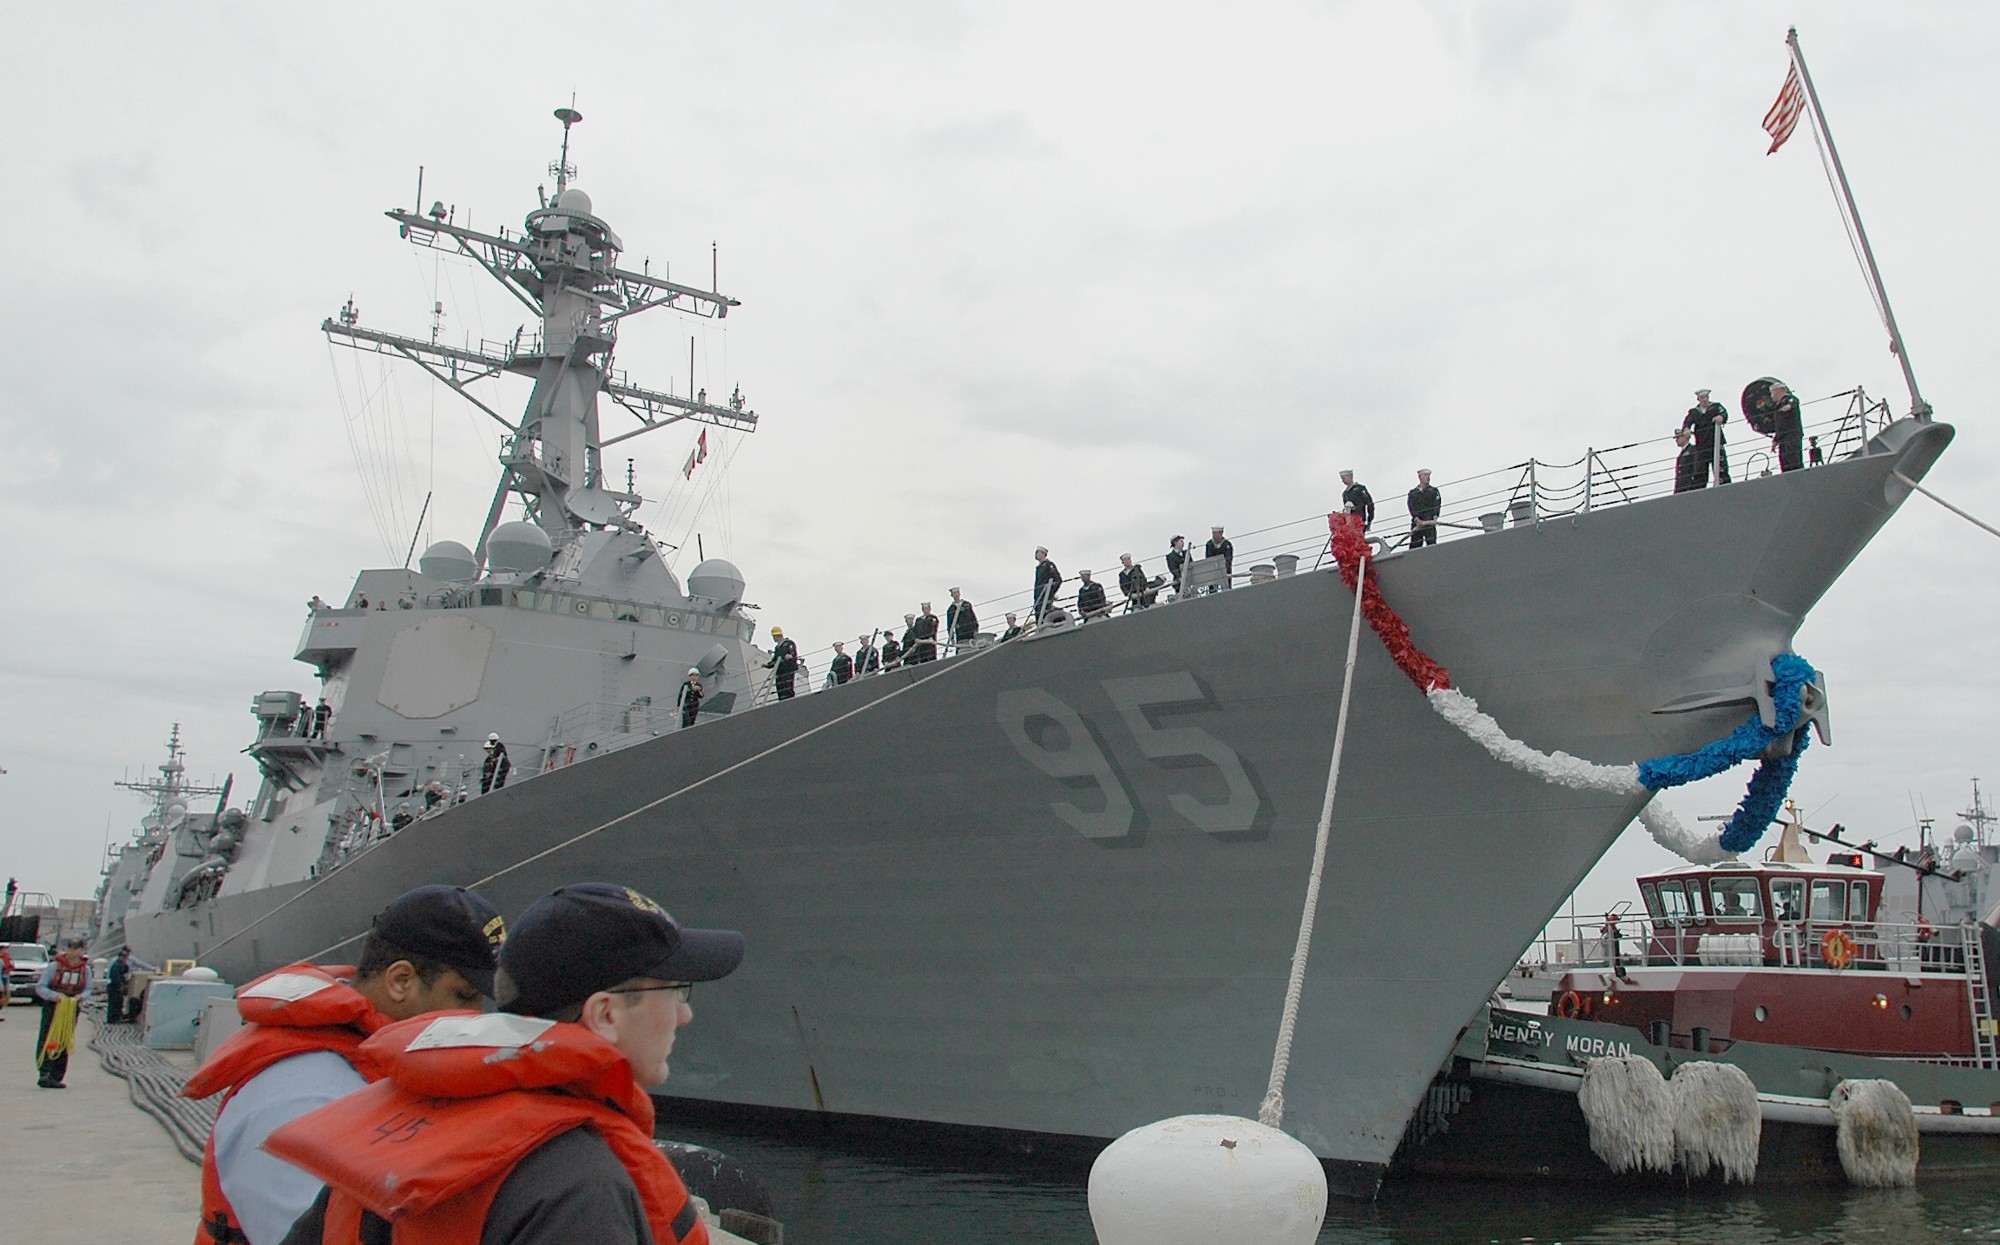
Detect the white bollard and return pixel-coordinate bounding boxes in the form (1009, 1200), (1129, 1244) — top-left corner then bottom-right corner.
(1087, 1114), (1326, 1245)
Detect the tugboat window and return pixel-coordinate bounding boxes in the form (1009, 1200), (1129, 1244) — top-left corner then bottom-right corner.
(1654, 882), (1693, 923)
(1708, 876), (1762, 921)
(1846, 882), (1871, 922)
(1770, 878), (1805, 922)
(1640, 883), (1663, 921)
(1809, 879), (1846, 922)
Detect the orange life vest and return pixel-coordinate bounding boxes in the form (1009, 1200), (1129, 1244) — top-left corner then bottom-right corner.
(181, 964), (388, 1245)
(49, 950), (89, 996)
(264, 1011), (709, 1245)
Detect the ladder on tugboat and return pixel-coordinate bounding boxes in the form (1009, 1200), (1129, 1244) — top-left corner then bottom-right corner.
(1962, 923), (1999, 1069)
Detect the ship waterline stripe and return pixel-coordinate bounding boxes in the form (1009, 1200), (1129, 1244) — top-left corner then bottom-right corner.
(253, 633), (1022, 964)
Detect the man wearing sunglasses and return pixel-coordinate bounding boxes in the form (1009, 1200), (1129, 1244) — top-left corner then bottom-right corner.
(269, 883), (745, 1245)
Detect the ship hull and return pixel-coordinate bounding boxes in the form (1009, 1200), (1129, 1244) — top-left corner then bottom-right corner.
(125, 420), (1951, 1192)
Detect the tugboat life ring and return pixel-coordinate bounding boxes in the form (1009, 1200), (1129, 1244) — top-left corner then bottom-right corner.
(1557, 991), (1584, 1019)
(1822, 929), (1856, 970)
(1915, 915), (1935, 944)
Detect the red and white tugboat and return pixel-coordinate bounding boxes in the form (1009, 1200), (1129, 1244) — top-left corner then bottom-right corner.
(1395, 791), (2000, 1186)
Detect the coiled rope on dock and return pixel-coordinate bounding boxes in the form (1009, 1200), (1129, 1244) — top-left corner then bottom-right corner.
(1325, 513), (1817, 863)
(87, 1009), (213, 1164)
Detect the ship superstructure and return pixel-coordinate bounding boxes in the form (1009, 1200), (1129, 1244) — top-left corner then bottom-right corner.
(92, 725), (229, 951)
(116, 108), (1954, 1196)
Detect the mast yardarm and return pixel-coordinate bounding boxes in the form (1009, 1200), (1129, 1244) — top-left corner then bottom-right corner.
(321, 107), (761, 570)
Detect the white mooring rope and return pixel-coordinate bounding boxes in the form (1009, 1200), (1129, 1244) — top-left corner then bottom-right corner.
(1894, 471), (2000, 542)
(1258, 550), (1370, 1128)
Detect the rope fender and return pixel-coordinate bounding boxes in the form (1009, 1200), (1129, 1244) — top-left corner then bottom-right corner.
(1325, 513), (1814, 861)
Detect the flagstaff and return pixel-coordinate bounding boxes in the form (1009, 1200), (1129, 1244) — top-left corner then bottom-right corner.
(1779, 27), (1931, 421)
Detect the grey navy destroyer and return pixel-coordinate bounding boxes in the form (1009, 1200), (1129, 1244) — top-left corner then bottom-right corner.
(107, 107), (1953, 1195)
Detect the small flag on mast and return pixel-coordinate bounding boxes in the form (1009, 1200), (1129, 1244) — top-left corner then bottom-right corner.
(1763, 64), (1806, 154)
(682, 429), (709, 479)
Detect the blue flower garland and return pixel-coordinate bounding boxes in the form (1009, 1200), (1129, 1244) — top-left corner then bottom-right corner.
(1635, 653), (1817, 854)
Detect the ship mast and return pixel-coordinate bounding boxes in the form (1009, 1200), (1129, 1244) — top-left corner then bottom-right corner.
(114, 724), (226, 841)
(323, 107), (760, 570)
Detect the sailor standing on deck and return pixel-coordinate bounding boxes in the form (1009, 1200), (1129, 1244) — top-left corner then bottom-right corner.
(1164, 536), (1189, 594)
(1767, 382), (1805, 473)
(1682, 389), (1731, 485)
(678, 668), (704, 729)
(854, 634), (881, 676)
(765, 627), (801, 699)
(1339, 471), (1376, 529)
(181, 885), (505, 1245)
(270, 883), (745, 1245)
(828, 641), (853, 686)
(1032, 547), (1063, 622)
(1406, 469), (1442, 548)
(905, 603), (940, 664)
(480, 734), (511, 793)
(945, 588), (978, 651)
(1204, 526), (1234, 590)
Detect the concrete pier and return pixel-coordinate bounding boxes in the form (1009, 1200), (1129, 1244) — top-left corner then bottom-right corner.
(0, 1001), (200, 1242)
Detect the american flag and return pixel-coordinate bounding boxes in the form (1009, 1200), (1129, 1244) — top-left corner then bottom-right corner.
(682, 428), (709, 479)
(1763, 64), (1806, 154)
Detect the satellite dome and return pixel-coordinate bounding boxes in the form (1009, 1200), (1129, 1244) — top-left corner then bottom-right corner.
(687, 558), (746, 605)
(486, 522), (554, 574)
(182, 966), (221, 982)
(555, 187), (593, 215)
(419, 539), (477, 582)
(1956, 824), (1976, 844)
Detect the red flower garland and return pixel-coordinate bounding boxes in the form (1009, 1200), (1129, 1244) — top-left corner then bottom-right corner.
(1328, 513), (1453, 693)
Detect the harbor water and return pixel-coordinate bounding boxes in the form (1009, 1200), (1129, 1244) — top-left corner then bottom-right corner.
(665, 1117), (2000, 1244)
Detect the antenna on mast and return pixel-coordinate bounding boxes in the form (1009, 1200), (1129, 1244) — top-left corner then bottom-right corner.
(552, 102), (582, 195)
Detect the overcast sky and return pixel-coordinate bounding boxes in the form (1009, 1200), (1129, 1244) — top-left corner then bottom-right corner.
(3, 3), (1996, 935)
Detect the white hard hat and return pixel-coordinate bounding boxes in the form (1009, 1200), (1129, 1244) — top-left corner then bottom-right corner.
(486, 733), (500, 744)
(688, 667), (700, 676)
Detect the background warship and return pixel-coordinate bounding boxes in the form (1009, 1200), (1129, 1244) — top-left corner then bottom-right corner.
(104, 109), (1951, 1195)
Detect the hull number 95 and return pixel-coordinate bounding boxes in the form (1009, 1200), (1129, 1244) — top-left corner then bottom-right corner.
(996, 673), (1263, 841)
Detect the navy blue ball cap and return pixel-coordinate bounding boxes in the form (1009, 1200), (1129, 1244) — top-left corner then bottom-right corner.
(497, 882), (745, 1017)
(371, 884), (507, 997)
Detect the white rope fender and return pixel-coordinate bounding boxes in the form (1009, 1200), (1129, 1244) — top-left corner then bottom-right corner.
(1425, 686), (1733, 866)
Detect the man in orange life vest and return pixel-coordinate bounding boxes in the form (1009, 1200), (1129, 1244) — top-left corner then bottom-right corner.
(182, 885), (506, 1245)
(34, 936), (92, 1087)
(268, 882), (745, 1245)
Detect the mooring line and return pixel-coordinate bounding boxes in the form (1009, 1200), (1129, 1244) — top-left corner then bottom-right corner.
(1894, 471), (2000, 542)
(1258, 546), (1368, 1129)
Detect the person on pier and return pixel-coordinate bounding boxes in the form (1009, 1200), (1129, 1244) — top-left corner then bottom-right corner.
(181, 886), (505, 1245)
(271, 884), (744, 1245)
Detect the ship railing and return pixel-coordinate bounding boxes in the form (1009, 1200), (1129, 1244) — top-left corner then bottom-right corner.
(1519, 914), (1975, 977)
(540, 698), (681, 767)
(726, 387), (1905, 711)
